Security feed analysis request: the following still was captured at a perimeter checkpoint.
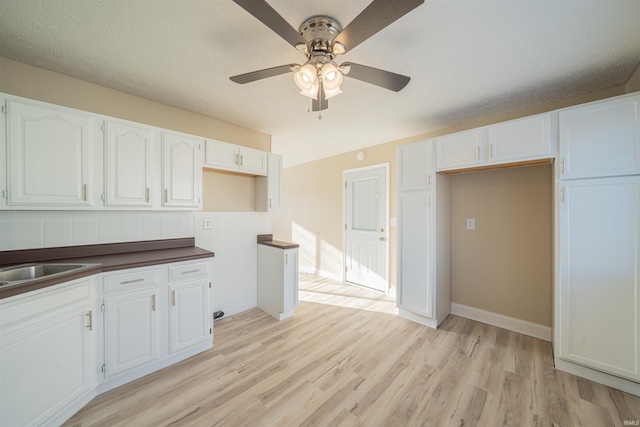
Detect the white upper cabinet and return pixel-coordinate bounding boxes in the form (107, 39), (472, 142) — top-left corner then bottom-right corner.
(256, 152), (283, 212)
(488, 113), (553, 163)
(6, 99), (95, 207)
(436, 128), (486, 171)
(204, 139), (268, 176)
(104, 120), (154, 208)
(398, 139), (433, 191)
(559, 94), (640, 179)
(162, 132), (202, 209)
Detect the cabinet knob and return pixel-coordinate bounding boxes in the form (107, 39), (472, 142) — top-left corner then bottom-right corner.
(379, 237), (385, 241)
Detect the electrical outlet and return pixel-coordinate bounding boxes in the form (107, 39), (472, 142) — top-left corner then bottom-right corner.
(203, 218), (212, 230)
(466, 219), (476, 230)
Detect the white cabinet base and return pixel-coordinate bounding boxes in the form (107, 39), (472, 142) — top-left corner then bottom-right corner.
(398, 308), (439, 329)
(554, 358), (640, 397)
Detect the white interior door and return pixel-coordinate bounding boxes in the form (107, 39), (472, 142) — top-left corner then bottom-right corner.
(344, 165), (388, 292)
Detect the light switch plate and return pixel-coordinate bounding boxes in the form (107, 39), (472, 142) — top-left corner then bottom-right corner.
(466, 219), (475, 230)
(203, 218), (212, 230)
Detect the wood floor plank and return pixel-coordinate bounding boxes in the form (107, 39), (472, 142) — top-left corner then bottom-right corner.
(63, 273), (640, 427)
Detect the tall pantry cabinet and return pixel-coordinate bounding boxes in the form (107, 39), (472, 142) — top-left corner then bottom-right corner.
(555, 93), (640, 394)
(396, 140), (451, 328)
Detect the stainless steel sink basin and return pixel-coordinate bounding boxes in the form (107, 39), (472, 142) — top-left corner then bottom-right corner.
(0, 263), (98, 287)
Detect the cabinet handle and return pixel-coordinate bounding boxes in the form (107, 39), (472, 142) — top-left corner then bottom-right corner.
(181, 269), (199, 275)
(83, 184), (88, 201)
(428, 174), (431, 186)
(164, 189), (168, 203)
(146, 188), (150, 202)
(475, 145), (480, 160)
(560, 158), (565, 175)
(235, 153), (239, 165)
(285, 254), (288, 265)
(151, 295), (156, 311)
(86, 311), (92, 331)
(240, 154), (244, 166)
(172, 291), (176, 306)
(121, 278), (145, 285)
(561, 186), (565, 203)
(268, 198), (272, 209)
(490, 143), (494, 159)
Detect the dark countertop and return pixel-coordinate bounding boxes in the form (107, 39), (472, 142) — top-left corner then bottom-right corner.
(256, 234), (299, 250)
(0, 238), (214, 300)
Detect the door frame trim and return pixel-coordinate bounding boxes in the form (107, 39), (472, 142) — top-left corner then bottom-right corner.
(342, 162), (390, 293)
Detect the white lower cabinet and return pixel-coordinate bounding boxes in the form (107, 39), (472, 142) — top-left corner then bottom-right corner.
(103, 288), (160, 377)
(0, 277), (96, 427)
(99, 259), (212, 391)
(557, 176), (640, 385)
(258, 244), (299, 320)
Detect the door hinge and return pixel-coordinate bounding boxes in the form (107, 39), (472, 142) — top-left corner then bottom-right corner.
(210, 328), (212, 335)
(209, 282), (211, 289)
(101, 123), (105, 132)
(2, 190), (7, 199)
(100, 303), (105, 312)
(101, 364), (106, 373)
(1, 105), (6, 114)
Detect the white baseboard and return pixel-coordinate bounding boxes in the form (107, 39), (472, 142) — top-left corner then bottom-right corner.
(220, 301), (258, 318)
(451, 302), (551, 342)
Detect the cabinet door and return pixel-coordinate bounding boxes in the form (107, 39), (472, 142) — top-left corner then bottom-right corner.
(558, 176), (640, 381)
(0, 280), (94, 427)
(238, 147), (268, 176)
(6, 99), (94, 207)
(257, 152), (283, 212)
(488, 113), (553, 163)
(397, 191), (432, 317)
(162, 132), (201, 208)
(204, 139), (238, 171)
(559, 94), (640, 179)
(283, 248), (299, 314)
(169, 280), (210, 354)
(398, 140), (433, 191)
(104, 289), (160, 377)
(104, 120), (154, 207)
(436, 128), (486, 171)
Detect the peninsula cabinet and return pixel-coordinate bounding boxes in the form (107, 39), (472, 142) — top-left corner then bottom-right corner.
(4, 98), (96, 208)
(558, 94), (640, 180)
(0, 277), (97, 427)
(104, 120), (155, 208)
(162, 132), (202, 209)
(556, 176), (640, 386)
(258, 242), (299, 320)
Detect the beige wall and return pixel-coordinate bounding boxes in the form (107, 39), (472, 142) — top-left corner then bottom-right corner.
(272, 83), (630, 325)
(450, 165), (552, 326)
(0, 56), (270, 211)
(627, 62), (640, 93)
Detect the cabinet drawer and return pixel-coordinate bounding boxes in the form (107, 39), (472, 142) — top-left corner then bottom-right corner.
(168, 261), (210, 282)
(103, 269), (159, 294)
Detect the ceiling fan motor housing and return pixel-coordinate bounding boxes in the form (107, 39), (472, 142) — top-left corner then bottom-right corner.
(298, 16), (343, 55)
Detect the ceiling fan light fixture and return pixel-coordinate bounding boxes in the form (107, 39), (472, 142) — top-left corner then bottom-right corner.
(294, 63), (318, 94)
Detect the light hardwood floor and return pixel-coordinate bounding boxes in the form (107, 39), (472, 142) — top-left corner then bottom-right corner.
(65, 273), (640, 427)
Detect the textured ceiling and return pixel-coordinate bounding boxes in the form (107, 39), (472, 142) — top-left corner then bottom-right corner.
(0, 0), (639, 166)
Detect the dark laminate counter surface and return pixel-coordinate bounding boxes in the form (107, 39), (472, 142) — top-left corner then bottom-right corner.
(256, 234), (299, 250)
(0, 238), (214, 300)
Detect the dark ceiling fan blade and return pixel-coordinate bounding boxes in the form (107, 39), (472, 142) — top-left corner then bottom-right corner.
(230, 64), (299, 84)
(332, 0), (424, 53)
(342, 62), (411, 92)
(312, 85), (328, 111)
(232, 0), (308, 50)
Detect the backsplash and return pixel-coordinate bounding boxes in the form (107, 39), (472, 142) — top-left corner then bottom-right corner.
(0, 211), (196, 251)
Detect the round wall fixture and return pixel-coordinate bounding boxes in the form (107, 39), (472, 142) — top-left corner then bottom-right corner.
(357, 151), (365, 161)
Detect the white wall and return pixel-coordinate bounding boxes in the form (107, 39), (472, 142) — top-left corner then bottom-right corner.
(195, 212), (271, 316)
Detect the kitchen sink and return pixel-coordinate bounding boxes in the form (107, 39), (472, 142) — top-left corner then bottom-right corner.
(0, 263), (98, 287)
